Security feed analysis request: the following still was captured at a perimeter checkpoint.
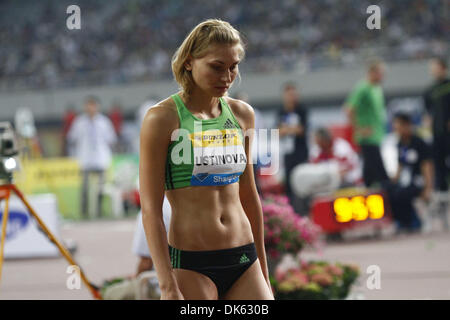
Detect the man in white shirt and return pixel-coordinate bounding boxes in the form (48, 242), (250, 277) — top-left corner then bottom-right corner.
(309, 127), (362, 187)
(68, 96), (117, 218)
(290, 128), (362, 202)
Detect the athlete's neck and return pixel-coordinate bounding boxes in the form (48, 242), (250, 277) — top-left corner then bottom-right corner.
(181, 89), (221, 117)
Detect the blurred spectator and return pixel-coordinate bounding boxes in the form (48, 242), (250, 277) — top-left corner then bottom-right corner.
(0, 0), (448, 91)
(109, 101), (124, 138)
(345, 59), (388, 187)
(278, 82), (308, 206)
(423, 57), (450, 194)
(67, 95), (117, 219)
(132, 197), (172, 276)
(290, 127), (360, 216)
(108, 100), (125, 153)
(309, 127), (362, 187)
(383, 113), (433, 233)
(235, 91), (263, 192)
(62, 105), (77, 156)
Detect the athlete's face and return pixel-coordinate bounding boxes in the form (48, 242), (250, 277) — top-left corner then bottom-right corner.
(187, 43), (242, 97)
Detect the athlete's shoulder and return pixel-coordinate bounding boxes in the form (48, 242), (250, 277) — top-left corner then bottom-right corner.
(223, 96), (255, 130)
(141, 96), (179, 133)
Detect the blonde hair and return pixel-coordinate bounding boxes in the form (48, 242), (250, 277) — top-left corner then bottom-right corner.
(171, 19), (245, 96)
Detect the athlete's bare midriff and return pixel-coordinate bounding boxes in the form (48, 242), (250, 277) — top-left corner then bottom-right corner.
(165, 182), (254, 251)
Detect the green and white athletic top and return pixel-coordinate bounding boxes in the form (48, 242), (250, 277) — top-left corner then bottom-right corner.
(165, 93), (247, 190)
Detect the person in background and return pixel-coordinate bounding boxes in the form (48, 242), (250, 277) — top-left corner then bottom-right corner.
(62, 105), (77, 157)
(235, 91), (263, 193)
(108, 99), (124, 153)
(384, 113), (434, 233)
(132, 196), (172, 276)
(309, 127), (362, 187)
(277, 82), (308, 206)
(423, 57), (450, 199)
(68, 95), (117, 219)
(345, 59), (388, 188)
(133, 96), (169, 277)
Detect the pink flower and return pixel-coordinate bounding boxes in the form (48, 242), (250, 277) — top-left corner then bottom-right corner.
(311, 273), (334, 286)
(262, 193), (322, 257)
(268, 248), (280, 259)
(275, 268), (286, 282)
(299, 259), (309, 270)
(282, 269), (309, 289)
(292, 271), (309, 287)
(326, 265), (343, 277)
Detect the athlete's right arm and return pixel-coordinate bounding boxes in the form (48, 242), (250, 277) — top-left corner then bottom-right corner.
(139, 104), (183, 300)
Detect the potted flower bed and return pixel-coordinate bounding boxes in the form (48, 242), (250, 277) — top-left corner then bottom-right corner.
(261, 194), (322, 273)
(261, 193), (360, 299)
(271, 259), (360, 300)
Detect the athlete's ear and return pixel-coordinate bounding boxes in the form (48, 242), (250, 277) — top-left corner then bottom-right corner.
(184, 57), (193, 71)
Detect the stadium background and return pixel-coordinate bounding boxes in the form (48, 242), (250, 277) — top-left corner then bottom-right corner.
(1, 0), (448, 220)
(0, 0), (450, 218)
(0, 0), (450, 301)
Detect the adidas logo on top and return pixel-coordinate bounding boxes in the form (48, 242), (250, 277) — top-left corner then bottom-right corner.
(223, 118), (235, 129)
(240, 253), (250, 264)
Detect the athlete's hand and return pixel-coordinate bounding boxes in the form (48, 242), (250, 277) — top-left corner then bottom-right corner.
(265, 277), (274, 299)
(161, 286), (184, 300)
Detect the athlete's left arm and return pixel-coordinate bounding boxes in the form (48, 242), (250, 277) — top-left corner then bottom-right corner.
(230, 99), (271, 290)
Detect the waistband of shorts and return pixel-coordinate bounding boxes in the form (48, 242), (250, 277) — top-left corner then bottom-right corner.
(168, 242), (256, 268)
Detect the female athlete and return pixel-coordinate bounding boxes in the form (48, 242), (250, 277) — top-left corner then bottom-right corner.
(139, 19), (273, 300)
